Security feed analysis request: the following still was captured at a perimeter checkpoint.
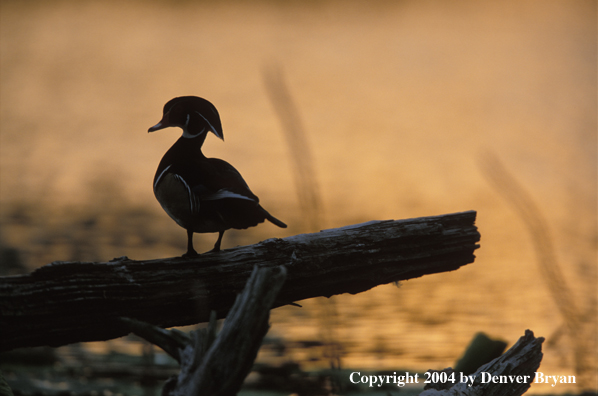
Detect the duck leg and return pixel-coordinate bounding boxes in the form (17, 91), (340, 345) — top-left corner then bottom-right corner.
(210, 230), (225, 252)
(182, 229), (199, 258)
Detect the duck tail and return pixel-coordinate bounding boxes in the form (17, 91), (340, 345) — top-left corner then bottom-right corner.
(265, 212), (287, 228)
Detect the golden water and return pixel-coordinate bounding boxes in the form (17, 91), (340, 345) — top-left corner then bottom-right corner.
(1, 1), (596, 394)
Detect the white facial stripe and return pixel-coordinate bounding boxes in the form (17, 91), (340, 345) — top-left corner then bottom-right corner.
(195, 111), (222, 138)
(182, 114), (194, 139)
(203, 189), (255, 202)
(182, 127), (205, 139)
(154, 164), (172, 190)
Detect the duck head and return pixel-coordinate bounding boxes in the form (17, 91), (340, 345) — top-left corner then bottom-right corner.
(148, 96), (224, 140)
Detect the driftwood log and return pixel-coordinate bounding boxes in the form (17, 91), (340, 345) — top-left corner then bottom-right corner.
(0, 210), (480, 351)
(120, 265), (288, 396)
(420, 330), (544, 396)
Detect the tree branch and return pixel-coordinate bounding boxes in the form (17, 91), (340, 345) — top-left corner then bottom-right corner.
(420, 330), (544, 396)
(125, 265), (287, 396)
(1, 210), (480, 351)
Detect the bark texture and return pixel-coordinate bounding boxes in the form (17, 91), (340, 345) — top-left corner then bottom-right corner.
(1, 210), (480, 351)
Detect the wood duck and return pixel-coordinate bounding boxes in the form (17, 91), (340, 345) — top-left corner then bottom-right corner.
(149, 96), (287, 257)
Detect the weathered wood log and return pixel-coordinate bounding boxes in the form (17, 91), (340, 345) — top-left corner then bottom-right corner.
(121, 265), (287, 396)
(0, 210), (480, 351)
(420, 330), (544, 396)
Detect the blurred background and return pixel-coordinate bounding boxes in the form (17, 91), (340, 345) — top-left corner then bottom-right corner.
(0, 0), (596, 395)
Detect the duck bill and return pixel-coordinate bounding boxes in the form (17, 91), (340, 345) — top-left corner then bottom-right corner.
(148, 121), (166, 133)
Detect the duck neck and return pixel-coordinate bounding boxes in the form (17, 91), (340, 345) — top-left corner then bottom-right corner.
(178, 131), (208, 158)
